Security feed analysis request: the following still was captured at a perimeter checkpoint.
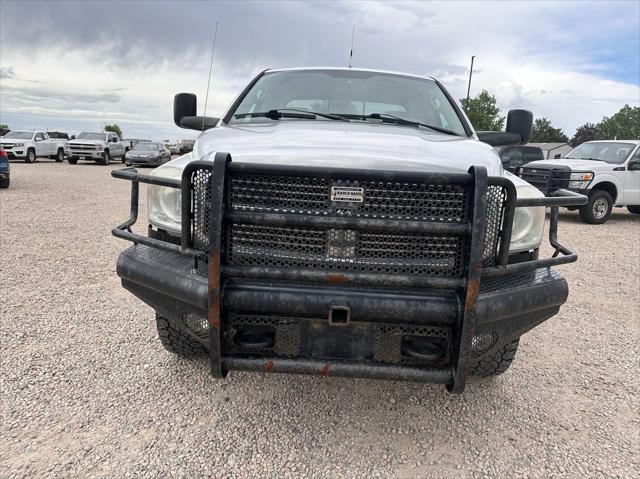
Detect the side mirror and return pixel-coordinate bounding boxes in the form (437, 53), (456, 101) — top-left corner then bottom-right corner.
(505, 109), (533, 144)
(173, 93), (219, 131)
(628, 160), (640, 171)
(70, 135), (76, 140)
(477, 109), (533, 147)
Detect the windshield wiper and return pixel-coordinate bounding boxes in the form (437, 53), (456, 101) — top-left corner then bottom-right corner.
(364, 113), (461, 136)
(234, 108), (349, 122)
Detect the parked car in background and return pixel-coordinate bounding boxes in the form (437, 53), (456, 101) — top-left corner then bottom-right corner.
(0, 127), (10, 137)
(0, 146), (10, 188)
(520, 140), (640, 223)
(123, 138), (152, 150)
(169, 145), (180, 155)
(123, 142), (171, 167)
(0, 130), (68, 162)
(68, 131), (127, 165)
(178, 139), (195, 153)
(495, 145), (544, 173)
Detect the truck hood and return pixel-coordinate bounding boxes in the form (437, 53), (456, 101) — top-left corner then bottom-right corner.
(525, 158), (614, 172)
(180, 121), (503, 176)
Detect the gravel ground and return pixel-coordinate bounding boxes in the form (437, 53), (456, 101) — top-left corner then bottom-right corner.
(1, 161), (639, 479)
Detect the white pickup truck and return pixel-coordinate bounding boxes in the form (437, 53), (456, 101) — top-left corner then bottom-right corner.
(0, 130), (69, 163)
(68, 131), (127, 165)
(520, 140), (640, 223)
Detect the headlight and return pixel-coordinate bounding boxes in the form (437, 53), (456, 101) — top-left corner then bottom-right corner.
(148, 165), (182, 233)
(568, 172), (593, 189)
(14, 143), (24, 147)
(510, 186), (545, 253)
(96, 145), (103, 150)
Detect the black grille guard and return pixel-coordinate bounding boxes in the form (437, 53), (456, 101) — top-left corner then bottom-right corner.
(111, 151), (587, 392)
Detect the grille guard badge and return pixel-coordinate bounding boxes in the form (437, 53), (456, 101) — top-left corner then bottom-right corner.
(331, 186), (364, 203)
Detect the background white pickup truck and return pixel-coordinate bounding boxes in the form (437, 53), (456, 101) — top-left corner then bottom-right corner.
(520, 140), (640, 223)
(0, 130), (69, 163)
(68, 132), (127, 165)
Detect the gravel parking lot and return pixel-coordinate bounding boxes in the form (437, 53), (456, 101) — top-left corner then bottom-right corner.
(1, 161), (639, 479)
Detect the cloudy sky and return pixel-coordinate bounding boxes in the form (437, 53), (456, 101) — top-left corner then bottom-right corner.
(1, 0), (638, 141)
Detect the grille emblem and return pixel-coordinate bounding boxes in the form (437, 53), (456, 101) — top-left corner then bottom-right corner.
(331, 186), (364, 203)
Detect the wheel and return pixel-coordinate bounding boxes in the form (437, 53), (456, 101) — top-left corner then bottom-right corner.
(156, 314), (206, 357)
(579, 190), (613, 224)
(25, 149), (36, 163)
(628, 205), (640, 214)
(99, 150), (111, 165)
(470, 338), (520, 377)
(0, 177), (9, 188)
(68, 157), (78, 165)
(55, 149), (64, 162)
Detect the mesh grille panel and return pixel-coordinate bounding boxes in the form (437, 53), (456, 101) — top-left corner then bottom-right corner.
(229, 174), (469, 222)
(189, 168), (510, 281)
(191, 169), (213, 251)
(482, 185), (509, 266)
(226, 224), (466, 277)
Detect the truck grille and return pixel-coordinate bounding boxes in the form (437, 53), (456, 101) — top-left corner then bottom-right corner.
(226, 224), (466, 277)
(520, 166), (570, 193)
(70, 144), (98, 151)
(187, 166), (510, 282)
(230, 174), (470, 222)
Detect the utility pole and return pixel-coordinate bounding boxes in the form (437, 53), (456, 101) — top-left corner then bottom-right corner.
(466, 55), (476, 103)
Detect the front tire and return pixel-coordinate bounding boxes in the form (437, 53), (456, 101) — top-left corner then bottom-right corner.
(470, 339), (520, 377)
(579, 190), (613, 224)
(25, 149), (36, 163)
(55, 149), (64, 162)
(99, 150), (111, 165)
(628, 205), (640, 214)
(0, 177), (9, 188)
(156, 314), (206, 357)
(68, 157), (78, 165)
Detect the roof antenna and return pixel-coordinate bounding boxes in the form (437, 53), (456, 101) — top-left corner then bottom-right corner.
(348, 25), (355, 68)
(202, 20), (220, 131)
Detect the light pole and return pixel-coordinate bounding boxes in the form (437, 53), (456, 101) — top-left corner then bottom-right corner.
(466, 55), (476, 103)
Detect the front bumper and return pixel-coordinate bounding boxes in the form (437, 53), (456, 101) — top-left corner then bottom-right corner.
(6, 150), (25, 159)
(125, 157), (160, 167)
(69, 150), (102, 160)
(118, 244), (568, 385)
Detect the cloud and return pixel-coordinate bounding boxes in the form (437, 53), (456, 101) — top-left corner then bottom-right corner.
(0, 66), (16, 78)
(0, 0), (638, 140)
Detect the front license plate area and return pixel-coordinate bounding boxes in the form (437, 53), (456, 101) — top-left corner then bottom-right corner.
(300, 320), (373, 360)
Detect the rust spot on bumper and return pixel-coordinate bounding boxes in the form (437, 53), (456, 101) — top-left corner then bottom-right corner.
(320, 364), (331, 376)
(327, 274), (346, 284)
(464, 277), (480, 311)
(208, 249), (221, 328)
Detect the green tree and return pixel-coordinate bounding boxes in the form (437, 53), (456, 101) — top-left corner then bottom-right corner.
(0, 124), (8, 129)
(570, 122), (598, 147)
(530, 117), (568, 143)
(460, 90), (505, 131)
(104, 123), (123, 138)
(595, 105), (640, 140)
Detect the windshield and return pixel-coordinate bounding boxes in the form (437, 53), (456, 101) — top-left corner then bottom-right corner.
(77, 132), (106, 140)
(47, 132), (68, 139)
(566, 142), (636, 164)
(3, 131), (33, 139)
(133, 142), (161, 151)
(228, 70), (468, 136)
